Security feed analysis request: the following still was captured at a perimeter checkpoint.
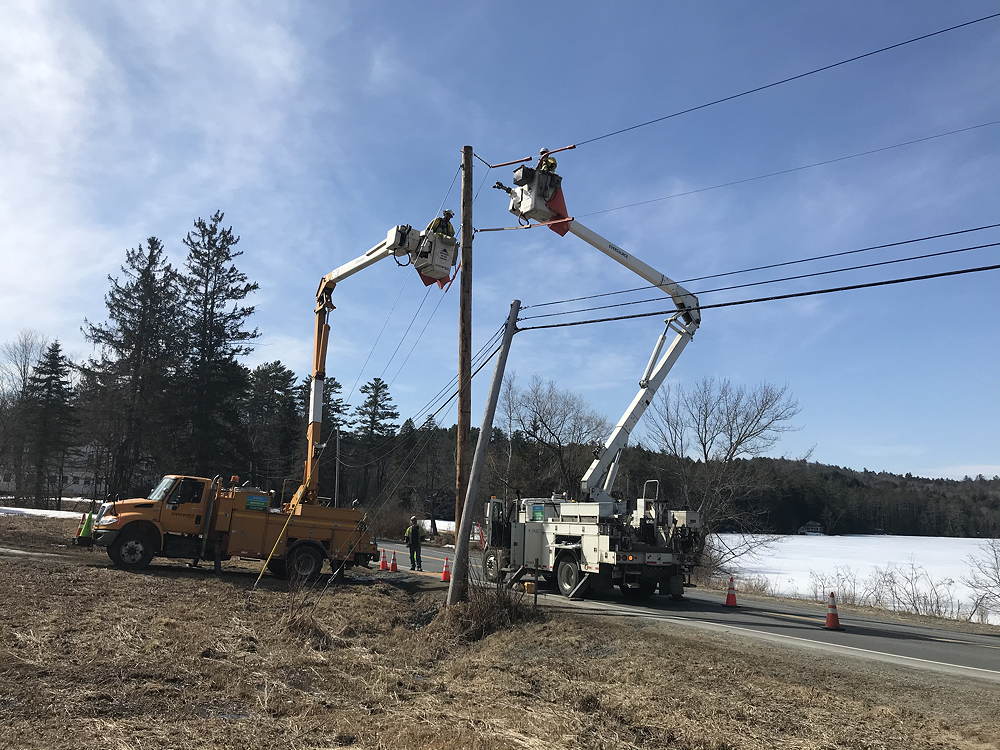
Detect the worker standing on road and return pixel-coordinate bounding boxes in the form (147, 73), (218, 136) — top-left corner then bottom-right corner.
(426, 209), (456, 238)
(403, 515), (423, 571)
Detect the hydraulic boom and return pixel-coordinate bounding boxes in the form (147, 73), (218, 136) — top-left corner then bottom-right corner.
(290, 223), (458, 509)
(503, 153), (701, 502)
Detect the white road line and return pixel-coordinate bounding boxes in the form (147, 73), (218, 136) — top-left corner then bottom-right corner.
(555, 597), (1000, 680)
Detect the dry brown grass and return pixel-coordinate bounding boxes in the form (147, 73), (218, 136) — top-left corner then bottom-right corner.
(428, 584), (544, 643)
(0, 514), (998, 750)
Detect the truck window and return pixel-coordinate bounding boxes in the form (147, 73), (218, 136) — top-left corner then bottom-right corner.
(149, 477), (176, 501)
(171, 478), (204, 504)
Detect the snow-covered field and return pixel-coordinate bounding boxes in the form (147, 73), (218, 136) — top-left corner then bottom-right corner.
(0, 505), (85, 520)
(722, 533), (994, 621)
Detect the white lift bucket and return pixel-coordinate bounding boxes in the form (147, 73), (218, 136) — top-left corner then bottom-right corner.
(412, 231), (458, 282)
(508, 164), (563, 223)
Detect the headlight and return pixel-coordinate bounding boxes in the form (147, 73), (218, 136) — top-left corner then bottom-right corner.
(97, 515), (118, 527)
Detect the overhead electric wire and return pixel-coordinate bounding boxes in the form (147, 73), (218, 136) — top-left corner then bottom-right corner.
(518, 262), (1000, 331)
(518, 239), (1000, 320)
(379, 287), (431, 379)
(572, 13), (1000, 148)
(330, 325), (506, 470)
(345, 283), (405, 404)
(578, 120), (1000, 218)
(350, 164), (461, 399)
(521, 222), (1000, 310)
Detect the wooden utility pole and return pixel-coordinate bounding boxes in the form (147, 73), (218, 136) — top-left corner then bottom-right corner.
(448, 299), (521, 605)
(456, 146), (474, 529)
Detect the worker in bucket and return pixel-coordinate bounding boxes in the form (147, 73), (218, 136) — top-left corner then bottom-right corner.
(403, 515), (423, 571)
(426, 209), (455, 238)
(537, 149), (558, 173)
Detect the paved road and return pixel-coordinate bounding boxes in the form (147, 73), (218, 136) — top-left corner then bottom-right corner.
(377, 540), (1000, 683)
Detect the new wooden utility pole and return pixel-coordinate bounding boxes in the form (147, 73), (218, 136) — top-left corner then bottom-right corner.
(455, 145), (474, 529)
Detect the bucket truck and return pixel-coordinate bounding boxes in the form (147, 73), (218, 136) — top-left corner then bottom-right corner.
(483, 154), (704, 600)
(88, 222), (457, 579)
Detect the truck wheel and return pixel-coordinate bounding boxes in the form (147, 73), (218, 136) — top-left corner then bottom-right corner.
(663, 573), (686, 601)
(556, 554), (583, 597)
(108, 526), (156, 570)
(620, 579), (656, 601)
(266, 558), (288, 579)
(483, 549), (502, 584)
(287, 545), (325, 582)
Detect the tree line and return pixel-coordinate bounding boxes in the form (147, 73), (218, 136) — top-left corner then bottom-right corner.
(2, 211), (997, 539)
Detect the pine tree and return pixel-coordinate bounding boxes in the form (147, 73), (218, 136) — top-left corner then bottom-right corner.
(179, 211), (259, 474)
(351, 377), (399, 500)
(242, 361), (300, 489)
(24, 342), (75, 508)
(81, 237), (184, 497)
(352, 378), (399, 438)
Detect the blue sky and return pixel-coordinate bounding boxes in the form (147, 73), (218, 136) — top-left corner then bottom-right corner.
(2, 1), (998, 478)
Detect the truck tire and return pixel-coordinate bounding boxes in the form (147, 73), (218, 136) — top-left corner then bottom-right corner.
(664, 573), (685, 601)
(266, 558), (288, 579)
(483, 549), (502, 584)
(287, 544), (325, 582)
(556, 554), (584, 597)
(108, 525), (156, 570)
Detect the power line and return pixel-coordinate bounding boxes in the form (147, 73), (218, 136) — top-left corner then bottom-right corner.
(345, 282), (405, 404)
(330, 326), (506, 470)
(348, 165), (462, 400)
(379, 287), (431, 380)
(521, 222), (1000, 309)
(578, 120), (1000, 218)
(574, 13), (1000, 147)
(518, 262), (1000, 331)
(518, 240), (1000, 320)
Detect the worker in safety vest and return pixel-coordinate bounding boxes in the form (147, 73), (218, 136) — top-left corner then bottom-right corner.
(426, 209), (455, 238)
(538, 151), (558, 173)
(403, 515), (423, 571)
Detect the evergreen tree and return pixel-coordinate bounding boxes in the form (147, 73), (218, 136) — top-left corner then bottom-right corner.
(24, 342), (75, 508)
(352, 377), (399, 438)
(179, 211), (259, 474)
(81, 237), (183, 497)
(242, 361), (300, 489)
(351, 377), (399, 500)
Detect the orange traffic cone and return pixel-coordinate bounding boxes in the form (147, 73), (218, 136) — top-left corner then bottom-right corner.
(389, 551), (398, 572)
(824, 591), (845, 631)
(441, 556), (451, 582)
(724, 576), (738, 607)
(378, 549), (388, 571)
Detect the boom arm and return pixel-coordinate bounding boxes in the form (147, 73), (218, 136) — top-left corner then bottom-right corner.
(567, 219), (700, 500)
(503, 163), (700, 501)
(290, 224), (457, 509)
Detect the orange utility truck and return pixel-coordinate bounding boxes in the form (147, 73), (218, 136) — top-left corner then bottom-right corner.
(88, 219), (457, 580)
(90, 474), (375, 578)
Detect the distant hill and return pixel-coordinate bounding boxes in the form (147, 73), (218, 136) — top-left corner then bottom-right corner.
(745, 457), (1000, 538)
(613, 448), (1000, 538)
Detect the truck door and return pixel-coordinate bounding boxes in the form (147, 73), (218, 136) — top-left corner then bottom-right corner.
(161, 478), (208, 534)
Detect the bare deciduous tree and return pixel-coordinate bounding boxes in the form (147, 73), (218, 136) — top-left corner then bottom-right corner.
(1, 330), (46, 399)
(648, 377), (800, 566)
(0, 330), (47, 499)
(965, 539), (1000, 620)
(502, 375), (609, 498)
